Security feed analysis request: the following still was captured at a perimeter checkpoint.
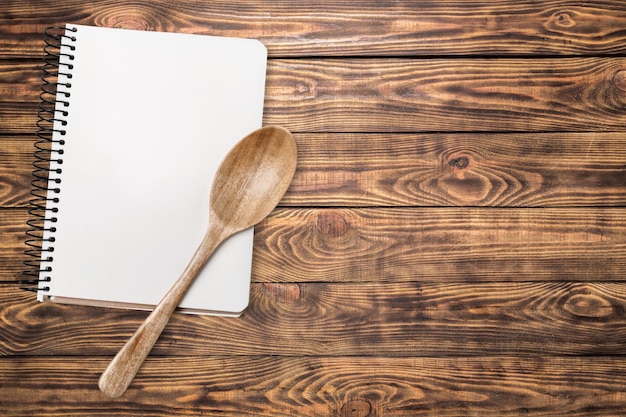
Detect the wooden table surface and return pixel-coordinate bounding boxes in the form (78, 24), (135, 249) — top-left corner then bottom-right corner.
(2, 1), (626, 416)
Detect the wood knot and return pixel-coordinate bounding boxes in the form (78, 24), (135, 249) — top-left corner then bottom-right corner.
(282, 76), (318, 99)
(317, 211), (349, 238)
(108, 17), (151, 30)
(448, 156), (469, 169)
(263, 283), (301, 303)
(554, 12), (575, 28)
(613, 70), (626, 93)
(340, 400), (372, 417)
(564, 293), (614, 319)
(548, 11), (576, 29)
(439, 152), (491, 203)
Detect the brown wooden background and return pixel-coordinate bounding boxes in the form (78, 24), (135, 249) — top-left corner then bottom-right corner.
(2, 1), (626, 416)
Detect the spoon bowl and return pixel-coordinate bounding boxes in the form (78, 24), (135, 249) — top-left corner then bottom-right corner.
(99, 126), (297, 398)
(210, 126), (297, 234)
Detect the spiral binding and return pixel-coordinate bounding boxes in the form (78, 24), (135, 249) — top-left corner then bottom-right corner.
(18, 26), (78, 293)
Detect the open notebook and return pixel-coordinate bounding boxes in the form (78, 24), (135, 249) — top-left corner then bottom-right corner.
(27, 24), (268, 316)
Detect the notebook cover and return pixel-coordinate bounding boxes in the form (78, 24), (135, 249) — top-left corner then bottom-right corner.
(37, 24), (267, 316)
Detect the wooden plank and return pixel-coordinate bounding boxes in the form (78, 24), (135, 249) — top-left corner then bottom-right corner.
(4, 58), (626, 133)
(254, 207), (626, 282)
(0, 209), (28, 279)
(0, 102), (37, 135)
(2, 1), (626, 58)
(287, 132), (626, 207)
(0, 61), (40, 134)
(2, 207), (625, 282)
(2, 281), (626, 356)
(2, 2), (625, 416)
(263, 58), (626, 132)
(0, 136), (34, 208)
(5, 132), (626, 209)
(1, 355), (626, 416)
(0, 61), (39, 102)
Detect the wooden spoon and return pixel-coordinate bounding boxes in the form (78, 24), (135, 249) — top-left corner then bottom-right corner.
(98, 126), (297, 398)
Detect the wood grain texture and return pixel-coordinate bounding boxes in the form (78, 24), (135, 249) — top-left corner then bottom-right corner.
(2, 355), (626, 416)
(3, 207), (625, 283)
(0, 137), (33, 207)
(5, 132), (626, 208)
(286, 132), (626, 207)
(4, 58), (626, 133)
(254, 207), (626, 282)
(2, 0), (626, 414)
(0, 209), (29, 279)
(2, 1), (626, 58)
(263, 58), (626, 132)
(2, 281), (626, 357)
(0, 61), (40, 101)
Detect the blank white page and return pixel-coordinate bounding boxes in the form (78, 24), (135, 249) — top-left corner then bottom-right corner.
(39, 24), (267, 316)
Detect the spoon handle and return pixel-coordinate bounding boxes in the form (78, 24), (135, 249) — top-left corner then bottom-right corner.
(98, 225), (225, 398)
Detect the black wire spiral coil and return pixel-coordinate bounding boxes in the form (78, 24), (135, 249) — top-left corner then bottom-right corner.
(18, 26), (78, 293)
